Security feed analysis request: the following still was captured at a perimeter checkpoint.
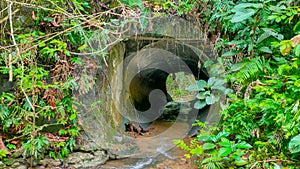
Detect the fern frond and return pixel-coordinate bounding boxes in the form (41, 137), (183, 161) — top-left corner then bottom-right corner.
(202, 156), (223, 164)
(205, 162), (217, 169)
(229, 57), (265, 84)
(202, 155), (225, 169)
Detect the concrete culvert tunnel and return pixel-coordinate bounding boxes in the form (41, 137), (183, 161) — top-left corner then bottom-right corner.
(118, 38), (211, 135)
(77, 34), (222, 159)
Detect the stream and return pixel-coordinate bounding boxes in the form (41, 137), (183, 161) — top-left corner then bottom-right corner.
(99, 121), (196, 169)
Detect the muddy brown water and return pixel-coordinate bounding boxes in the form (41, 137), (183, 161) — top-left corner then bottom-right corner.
(99, 121), (197, 169)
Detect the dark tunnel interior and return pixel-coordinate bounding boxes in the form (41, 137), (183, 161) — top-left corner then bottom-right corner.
(123, 37), (211, 133)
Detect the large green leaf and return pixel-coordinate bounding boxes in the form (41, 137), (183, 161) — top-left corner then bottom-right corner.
(289, 135), (300, 153)
(197, 80), (207, 89)
(218, 138), (232, 147)
(211, 78), (225, 87)
(206, 94), (219, 105)
(215, 131), (231, 141)
(186, 80), (206, 92)
(234, 142), (252, 149)
(257, 28), (284, 44)
(207, 77), (216, 86)
(202, 143), (216, 150)
(194, 100), (207, 109)
(259, 47), (272, 54)
(231, 9), (256, 23)
(197, 135), (212, 142)
(232, 3), (263, 12)
(196, 91), (210, 99)
(218, 147), (232, 157)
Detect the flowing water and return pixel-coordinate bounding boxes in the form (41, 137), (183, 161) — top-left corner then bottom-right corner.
(99, 121), (196, 169)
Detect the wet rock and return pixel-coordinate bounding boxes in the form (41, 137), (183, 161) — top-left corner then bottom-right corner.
(74, 132), (99, 152)
(40, 158), (61, 167)
(65, 150), (109, 168)
(13, 164), (27, 169)
(8, 159), (27, 169)
(12, 151), (22, 158)
(106, 142), (138, 159)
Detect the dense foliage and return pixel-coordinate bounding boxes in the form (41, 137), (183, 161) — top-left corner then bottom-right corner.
(0, 0), (299, 168)
(175, 0), (300, 168)
(0, 0), (205, 164)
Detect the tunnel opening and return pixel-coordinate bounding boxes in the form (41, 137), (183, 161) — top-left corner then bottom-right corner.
(121, 36), (211, 135)
(129, 68), (172, 112)
(166, 72), (195, 102)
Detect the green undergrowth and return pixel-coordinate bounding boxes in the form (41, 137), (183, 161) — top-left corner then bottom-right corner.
(175, 0), (300, 168)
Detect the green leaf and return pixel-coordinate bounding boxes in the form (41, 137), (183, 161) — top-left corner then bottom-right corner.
(231, 9), (256, 23)
(194, 100), (207, 109)
(275, 17), (281, 23)
(197, 80), (207, 89)
(78, 44), (87, 51)
(38, 42), (46, 47)
(211, 78), (225, 87)
(197, 135), (212, 142)
(268, 15), (277, 20)
(218, 147), (232, 157)
(211, 85), (226, 91)
(234, 142), (252, 149)
(43, 17), (53, 22)
(289, 135), (300, 153)
(196, 92), (208, 99)
(295, 79), (300, 87)
(50, 39), (59, 44)
(64, 50), (70, 56)
(293, 21), (300, 34)
(190, 147), (203, 155)
(234, 160), (248, 166)
(218, 138), (232, 147)
(221, 50), (242, 57)
(186, 80), (206, 92)
(281, 15), (287, 20)
(206, 94), (219, 105)
(0, 150), (8, 159)
(231, 3), (263, 12)
(69, 114), (76, 120)
(202, 143), (216, 150)
(294, 44), (300, 57)
(215, 131), (231, 141)
(38, 31), (45, 35)
(203, 59), (214, 68)
(207, 77), (216, 86)
(49, 151), (57, 159)
(259, 47), (272, 54)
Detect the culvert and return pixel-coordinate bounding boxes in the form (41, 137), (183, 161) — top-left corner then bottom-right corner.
(118, 40), (210, 130)
(76, 16), (222, 159)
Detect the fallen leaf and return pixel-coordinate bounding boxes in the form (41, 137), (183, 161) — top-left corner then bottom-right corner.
(291, 34), (300, 47)
(32, 11), (36, 20)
